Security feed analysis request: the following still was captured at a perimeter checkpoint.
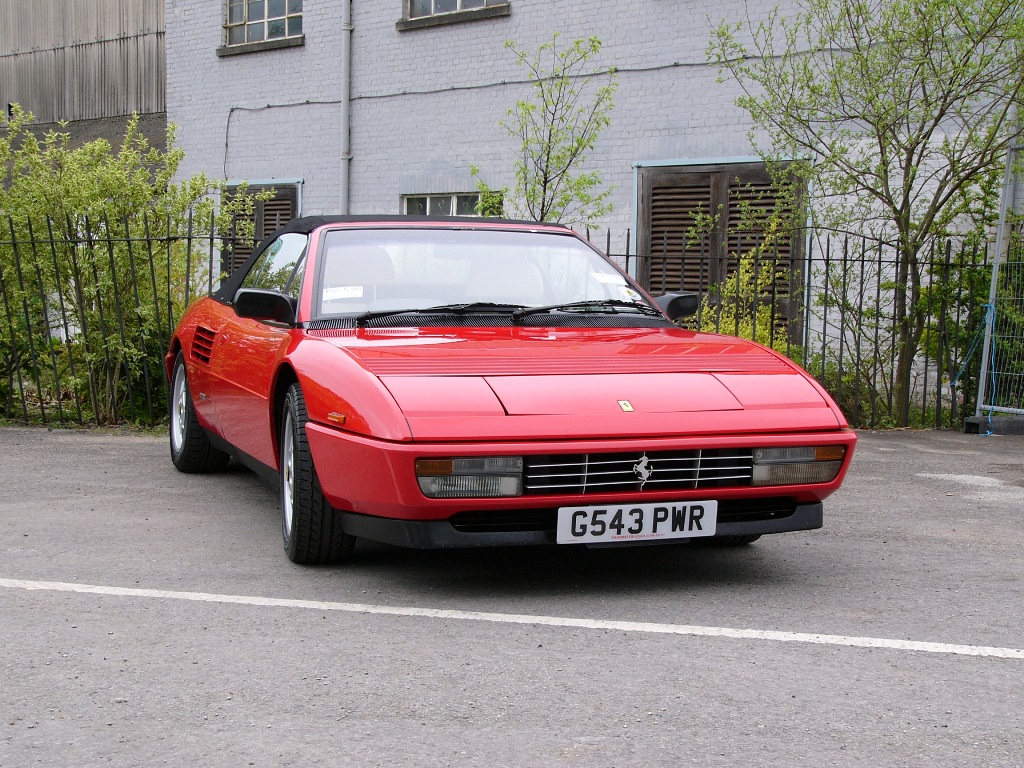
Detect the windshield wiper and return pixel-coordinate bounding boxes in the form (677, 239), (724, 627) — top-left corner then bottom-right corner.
(512, 299), (663, 322)
(354, 302), (525, 327)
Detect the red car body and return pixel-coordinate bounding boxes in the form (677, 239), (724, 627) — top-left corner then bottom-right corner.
(167, 216), (855, 563)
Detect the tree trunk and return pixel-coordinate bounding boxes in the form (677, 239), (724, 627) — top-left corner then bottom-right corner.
(891, 242), (925, 426)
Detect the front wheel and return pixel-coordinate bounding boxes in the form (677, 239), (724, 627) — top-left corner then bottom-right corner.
(169, 352), (230, 473)
(280, 382), (355, 565)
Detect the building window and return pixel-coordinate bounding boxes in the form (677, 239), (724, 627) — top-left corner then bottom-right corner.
(226, 0), (303, 47)
(398, 0), (510, 30)
(409, 0), (501, 18)
(403, 193), (487, 217)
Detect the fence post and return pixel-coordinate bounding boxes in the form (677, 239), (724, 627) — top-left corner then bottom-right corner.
(870, 238), (883, 428)
(26, 218), (64, 424)
(143, 213), (167, 369)
(166, 217), (174, 336)
(65, 215), (102, 425)
(852, 237), (867, 428)
(102, 215), (137, 423)
(937, 240), (954, 428)
(1, 218), (31, 423)
(45, 216), (84, 424)
(208, 209), (217, 296)
(123, 215), (157, 425)
(84, 215), (118, 423)
(819, 234), (831, 383)
(8, 217), (47, 424)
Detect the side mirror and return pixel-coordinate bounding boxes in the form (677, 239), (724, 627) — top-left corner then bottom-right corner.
(233, 288), (297, 324)
(653, 291), (700, 320)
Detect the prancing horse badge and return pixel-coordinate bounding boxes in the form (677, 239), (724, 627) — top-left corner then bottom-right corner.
(618, 400), (634, 412)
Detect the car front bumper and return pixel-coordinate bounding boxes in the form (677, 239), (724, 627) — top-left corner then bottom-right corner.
(305, 420), (849, 549)
(337, 501), (823, 549)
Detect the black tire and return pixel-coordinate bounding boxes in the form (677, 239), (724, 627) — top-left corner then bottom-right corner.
(280, 382), (355, 565)
(169, 352), (230, 473)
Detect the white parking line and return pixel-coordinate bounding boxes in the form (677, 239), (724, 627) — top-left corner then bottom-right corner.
(3, 577), (1022, 660)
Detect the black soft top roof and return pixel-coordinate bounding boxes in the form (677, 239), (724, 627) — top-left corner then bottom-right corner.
(212, 215), (573, 303)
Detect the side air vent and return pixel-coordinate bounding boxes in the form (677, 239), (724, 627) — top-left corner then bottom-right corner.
(191, 326), (216, 364)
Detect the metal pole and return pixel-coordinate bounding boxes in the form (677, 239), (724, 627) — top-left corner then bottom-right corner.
(340, 0), (352, 214)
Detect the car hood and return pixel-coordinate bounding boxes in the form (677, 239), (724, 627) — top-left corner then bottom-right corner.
(309, 326), (843, 440)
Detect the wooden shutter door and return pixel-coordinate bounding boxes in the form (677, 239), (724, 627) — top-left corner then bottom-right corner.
(723, 170), (801, 332)
(637, 162), (803, 337)
(222, 185), (299, 276)
(643, 171), (720, 294)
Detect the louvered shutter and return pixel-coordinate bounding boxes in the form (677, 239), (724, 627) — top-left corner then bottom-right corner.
(637, 163), (803, 338)
(644, 171), (719, 294)
(222, 185), (299, 276)
(725, 172), (800, 327)
(638, 163), (800, 295)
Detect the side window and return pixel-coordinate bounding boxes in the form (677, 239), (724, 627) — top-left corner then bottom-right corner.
(240, 232), (308, 300)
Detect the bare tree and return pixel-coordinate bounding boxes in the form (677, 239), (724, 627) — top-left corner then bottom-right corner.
(475, 34), (618, 228)
(708, 0), (1023, 425)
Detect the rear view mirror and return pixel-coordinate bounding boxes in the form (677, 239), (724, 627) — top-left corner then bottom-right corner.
(653, 292), (699, 320)
(234, 288), (297, 325)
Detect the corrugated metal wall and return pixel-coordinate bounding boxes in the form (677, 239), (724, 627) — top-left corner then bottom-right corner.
(0, 0), (164, 123)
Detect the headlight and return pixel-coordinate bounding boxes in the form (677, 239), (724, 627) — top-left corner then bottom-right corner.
(751, 445), (845, 486)
(415, 456), (524, 498)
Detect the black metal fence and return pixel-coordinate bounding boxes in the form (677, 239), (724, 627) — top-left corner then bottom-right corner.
(0, 213), (1001, 429)
(603, 227), (995, 430)
(0, 212), (255, 427)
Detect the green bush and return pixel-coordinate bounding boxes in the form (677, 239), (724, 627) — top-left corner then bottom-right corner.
(0, 107), (265, 425)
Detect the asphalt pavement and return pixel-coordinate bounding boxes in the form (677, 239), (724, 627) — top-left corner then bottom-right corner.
(1, 426), (1022, 767)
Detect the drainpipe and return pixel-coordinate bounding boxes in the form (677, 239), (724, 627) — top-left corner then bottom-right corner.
(340, 0), (353, 213)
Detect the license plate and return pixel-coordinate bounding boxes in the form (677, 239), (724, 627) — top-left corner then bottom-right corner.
(556, 501), (718, 544)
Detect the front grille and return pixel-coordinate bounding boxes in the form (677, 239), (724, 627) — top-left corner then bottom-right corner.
(448, 499), (797, 534)
(524, 449), (754, 495)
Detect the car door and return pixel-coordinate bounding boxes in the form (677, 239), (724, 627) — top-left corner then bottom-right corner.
(211, 232), (308, 468)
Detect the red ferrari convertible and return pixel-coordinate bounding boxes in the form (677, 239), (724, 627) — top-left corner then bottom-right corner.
(167, 216), (855, 564)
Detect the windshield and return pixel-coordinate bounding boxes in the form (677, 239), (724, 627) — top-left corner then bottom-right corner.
(313, 227), (649, 319)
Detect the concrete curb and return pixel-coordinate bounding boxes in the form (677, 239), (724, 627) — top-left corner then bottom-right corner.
(964, 414), (1024, 435)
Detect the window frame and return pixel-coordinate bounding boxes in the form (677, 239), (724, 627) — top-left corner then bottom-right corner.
(218, 0), (305, 57)
(396, 0), (510, 31)
(239, 232), (309, 302)
(402, 193), (489, 218)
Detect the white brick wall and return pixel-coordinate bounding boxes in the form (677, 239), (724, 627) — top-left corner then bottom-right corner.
(166, 0), (793, 246)
(166, 0), (346, 212)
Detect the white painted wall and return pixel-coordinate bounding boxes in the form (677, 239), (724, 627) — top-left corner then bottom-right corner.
(166, 0), (789, 248)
